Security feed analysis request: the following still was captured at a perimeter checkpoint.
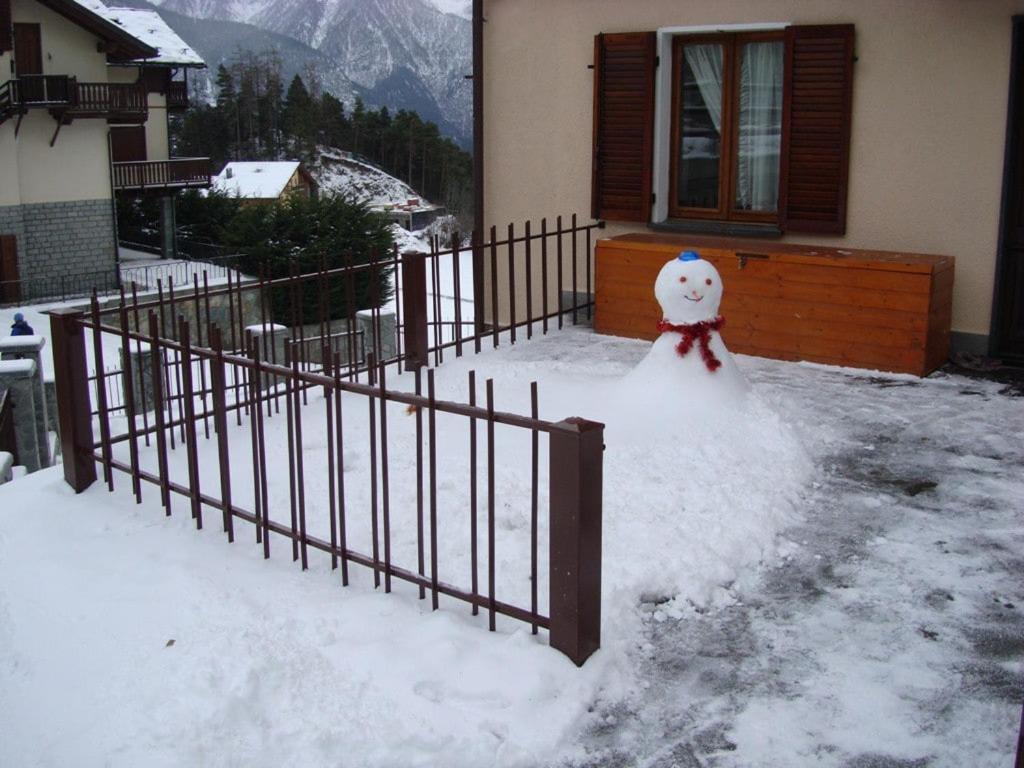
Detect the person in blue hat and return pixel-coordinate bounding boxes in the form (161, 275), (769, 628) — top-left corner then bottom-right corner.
(10, 312), (34, 336)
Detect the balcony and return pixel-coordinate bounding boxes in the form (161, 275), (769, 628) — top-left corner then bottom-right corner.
(167, 81), (189, 110)
(72, 81), (147, 121)
(0, 76), (147, 123)
(112, 158), (212, 192)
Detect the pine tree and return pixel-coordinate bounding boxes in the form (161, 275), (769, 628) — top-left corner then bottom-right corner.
(214, 64), (240, 160)
(283, 75), (316, 160)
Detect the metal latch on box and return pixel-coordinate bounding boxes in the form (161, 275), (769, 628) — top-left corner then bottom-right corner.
(736, 252), (769, 270)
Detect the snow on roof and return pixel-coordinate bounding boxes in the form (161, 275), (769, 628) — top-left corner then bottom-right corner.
(211, 162), (302, 200)
(59, 0), (157, 58)
(108, 8), (204, 66)
(71, 0), (204, 66)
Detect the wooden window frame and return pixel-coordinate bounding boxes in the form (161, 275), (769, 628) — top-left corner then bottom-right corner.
(668, 30), (785, 225)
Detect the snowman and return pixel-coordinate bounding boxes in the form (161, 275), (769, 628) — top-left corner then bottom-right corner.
(622, 250), (747, 410)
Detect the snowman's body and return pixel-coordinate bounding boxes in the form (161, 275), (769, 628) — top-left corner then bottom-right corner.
(624, 252), (747, 408)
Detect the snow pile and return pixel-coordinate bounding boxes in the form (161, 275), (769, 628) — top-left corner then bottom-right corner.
(421, 332), (811, 616)
(389, 223), (429, 254)
(602, 386), (811, 605)
(313, 149), (419, 207)
(0, 470), (598, 767)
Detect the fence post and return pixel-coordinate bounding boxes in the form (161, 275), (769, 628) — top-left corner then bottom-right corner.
(357, 308), (396, 362)
(120, 342), (158, 414)
(48, 307), (96, 492)
(0, 335), (51, 468)
(245, 322), (288, 390)
(0, 360), (40, 472)
(548, 416), (604, 666)
(401, 250), (428, 371)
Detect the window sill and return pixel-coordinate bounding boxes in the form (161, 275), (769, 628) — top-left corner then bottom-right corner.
(649, 219), (783, 238)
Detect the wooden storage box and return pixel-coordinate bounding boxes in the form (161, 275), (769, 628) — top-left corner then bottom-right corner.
(594, 234), (954, 376)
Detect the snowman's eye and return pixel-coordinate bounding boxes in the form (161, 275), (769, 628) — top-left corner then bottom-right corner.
(705, 278), (712, 286)
(679, 276), (687, 283)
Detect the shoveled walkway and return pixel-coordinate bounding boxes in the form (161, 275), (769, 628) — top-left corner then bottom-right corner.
(565, 358), (1024, 768)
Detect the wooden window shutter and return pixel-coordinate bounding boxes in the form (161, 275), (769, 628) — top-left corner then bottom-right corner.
(0, 236), (20, 304)
(779, 24), (855, 234)
(592, 31), (656, 222)
(0, 0), (10, 53)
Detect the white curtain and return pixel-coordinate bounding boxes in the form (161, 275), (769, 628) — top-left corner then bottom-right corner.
(736, 41), (784, 211)
(683, 44), (723, 134)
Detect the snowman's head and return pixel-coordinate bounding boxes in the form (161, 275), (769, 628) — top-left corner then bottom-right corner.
(654, 251), (723, 323)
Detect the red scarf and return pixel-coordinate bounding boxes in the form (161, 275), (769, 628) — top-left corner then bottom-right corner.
(656, 316), (725, 372)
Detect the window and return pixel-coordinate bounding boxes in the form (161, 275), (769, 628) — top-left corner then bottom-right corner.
(670, 32), (784, 222)
(592, 25), (854, 235)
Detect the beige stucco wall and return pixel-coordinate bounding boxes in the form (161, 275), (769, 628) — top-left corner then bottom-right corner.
(106, 66), (137, 85)
(0, 51), (20, 208)
(482, 0), (1024, 338)
(5, 0), (113, 203)
(144, 92), (170, 161)
(12, 0), (108, 81)
(14, 112), (111, 203)
(108, 66), (171, 161)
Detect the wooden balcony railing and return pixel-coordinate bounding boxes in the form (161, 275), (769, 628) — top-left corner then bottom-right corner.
(112, 158), (211, 191)
(9, 75), (75, 105)
(72, 82), (146, 118)
(0, 77), (146, 119)
(167, 81), (189, 110)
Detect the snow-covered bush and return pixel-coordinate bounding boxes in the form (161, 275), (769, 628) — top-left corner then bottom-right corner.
(421, 215), (468, 249)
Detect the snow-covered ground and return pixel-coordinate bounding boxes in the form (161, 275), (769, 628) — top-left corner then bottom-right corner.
(0, 328), (1021, 767)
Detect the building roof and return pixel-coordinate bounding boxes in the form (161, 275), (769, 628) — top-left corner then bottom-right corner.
(41, 0), (157, 61)
(211, 162), (303, 200)
(103, 8), (205, 67)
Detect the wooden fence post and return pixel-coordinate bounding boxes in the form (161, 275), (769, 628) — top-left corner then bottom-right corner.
(1015, 700), (1024, 768)
(401, 250), (428, 371)
(548, 416), (604, 666)
(48, 307), (96, 493)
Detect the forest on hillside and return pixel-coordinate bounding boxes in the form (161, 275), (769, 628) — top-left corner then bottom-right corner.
(172, 50), (473, 213)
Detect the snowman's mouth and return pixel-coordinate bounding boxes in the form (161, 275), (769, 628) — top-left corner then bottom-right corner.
(683, 294), (704, 302)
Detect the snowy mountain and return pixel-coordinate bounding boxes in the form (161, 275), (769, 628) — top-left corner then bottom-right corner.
(422, 0), (469, 18)
(137, 4), (363, 106)
(146, 0), (472, 145)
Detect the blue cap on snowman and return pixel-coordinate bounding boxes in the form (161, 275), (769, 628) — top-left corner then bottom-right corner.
(678, 250), (701, 262)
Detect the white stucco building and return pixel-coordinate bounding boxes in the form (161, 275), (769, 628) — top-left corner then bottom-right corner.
(0, 0), (206, 300)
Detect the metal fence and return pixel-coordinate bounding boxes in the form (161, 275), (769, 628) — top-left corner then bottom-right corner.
(119, 254), (244, 290)
(48, 215), (605, 666)
(0, 267), (121, 306)
(0, 253), (243, 308)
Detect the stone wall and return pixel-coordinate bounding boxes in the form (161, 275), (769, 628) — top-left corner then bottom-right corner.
(89, 285), (263, 348)
(0, 199), (118, 301)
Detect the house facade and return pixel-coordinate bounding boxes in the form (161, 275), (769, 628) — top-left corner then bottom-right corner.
(478, 0), (1024, 363)
(0, 0), (206, 299)
(210, 161), (318, 204)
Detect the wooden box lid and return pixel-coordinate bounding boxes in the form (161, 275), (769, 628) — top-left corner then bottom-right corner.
(600, 233), (954, 275)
